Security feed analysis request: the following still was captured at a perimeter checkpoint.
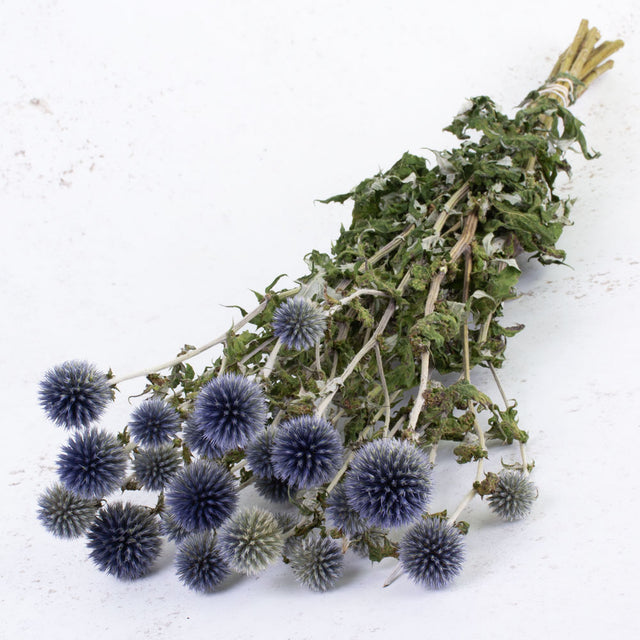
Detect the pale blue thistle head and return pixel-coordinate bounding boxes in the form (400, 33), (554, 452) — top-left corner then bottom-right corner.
(218, 507), (284, 575)
(57, 428), (128, 499)
(488, 471), (537, 521)
(86, 502), (162, 580)
(271, 297), (327, 351)
(133, 444), (182, 491)
(288, 533), (344, 592)
(165, 459), (238, 532)
(39, 360), (111, 429)
(37, 483), (98, 538)
(344, 439), (431, 528)
(182, 418), (224, 460)
(193, 374), (267, 451)
(129, 398), (181, 448)
(175, 531), (230, 593)
(326, 483), (369, 537)
(271, 415), (343, 489)
(398, 518), (465, 589)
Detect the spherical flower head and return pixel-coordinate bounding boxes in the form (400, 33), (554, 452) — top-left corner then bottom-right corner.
(37, 483), (98, 538)
(399, 518), (465, 589)
(86, 502), (162, 580)
(218, 507), (284, 575)
(271, 415), (343, 489)
(344, 439), (431, 528)
(165, 459), (238, 532)
(245, 428), (278, 478)
(289, 533), (344, 592)
(182, 418), (224, 460)
(193, 374), (267, 451)
(57, 428), (128, 499)
(159, 511), (192, 544)
(326, 484), (368, 537)
(488, 471), (537, 521)
(39, 360), (111, 429)
(254, 474), (294, 504)
(133, 445), (182, 491)
(176, 531), (230, 593)
(129, 398), (180, 448)
(272, 297), (327, 351)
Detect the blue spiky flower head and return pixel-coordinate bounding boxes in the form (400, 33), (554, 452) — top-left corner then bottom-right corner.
(326, 483), (368, 537)
(488, 471), (537, 521)
(165, 459), (238, 532)
(289, 533), (344, 592)
(193, 374), (267, 451)
(218, 507), (284, 575)
(344, 439), (431, 528)
(159, 511), (192, 544)
(398, 518), (465, 589)
(254, 474), (294, 504)
(87, 502), (162, 580)
(176, 531), (230, 593)
(37, 483), (98, 538)
(133, 445), (182, 491)
(129, 398), (181, 448)
(39, 360), (111, 429)
(271, 415), (343, 489)
(245, 427), (278, 478)
(272, 297), (327, 351)
(57, 428), (128, 499)
(182, 418), (224, 460)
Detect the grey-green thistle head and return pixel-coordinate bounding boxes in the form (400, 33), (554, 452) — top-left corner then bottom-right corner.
(218, 507), (284, 575)
(487, 471), (537, 521)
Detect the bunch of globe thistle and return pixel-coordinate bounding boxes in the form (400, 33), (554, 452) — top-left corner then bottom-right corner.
(35, 22), (622, 593)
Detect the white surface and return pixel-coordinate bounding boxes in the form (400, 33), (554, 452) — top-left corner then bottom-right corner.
(1, 2), (639, 639)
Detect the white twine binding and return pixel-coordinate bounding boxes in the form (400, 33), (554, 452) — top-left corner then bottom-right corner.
(539, 77), (575, 107)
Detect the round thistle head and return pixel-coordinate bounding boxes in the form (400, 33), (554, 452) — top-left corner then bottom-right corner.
(86, 502), (162, 580)
(288, 533), (344, 592)
(133, 445), (182, 491)
(344, 439), (431, 528)
(245, 428), (278, 478)
(326, 483), (368, 537)
(488, 471), (537, 521)
(218, 507), (284, 575)
(193, 374), (267, 451)
(37, 483), (98, 538)
(271, 415), (343, 489)
(176, 531), (230, 593)
(182, 418), (224, 460)
(159, 511), (192, 544)
(129, 398), (180, 448)
(165, 459), (238, 532)
(254, 474), (294, 504)
(39, 360), (111, 429)
(57, 428), (128, 499)
(272, 297), (327, 351)
(399, 518), (465, 589)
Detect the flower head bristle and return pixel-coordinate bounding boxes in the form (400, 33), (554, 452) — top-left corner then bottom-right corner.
(57, 428), (128, 499)
(87, 502), (162, 580)
(288, 533), (344, 592)
(218, 507), (284, 575)
(271, 415), (343, 489)
(39, 360), (111, 429)
(344, 439), (431, 528)
(326, 483), (368, 537)
(165, 459), (238, 532)
(175, 532), (230, 593)
(272, 297), (327, 351)
(37, 483), (98, 538)
(488, 471), (537, 521)
(193, 374), (267, 451)
(182, 418), (224, 460)
(129, 398), (181, 448)
(245, 428), (278, 478)
(398, 518), (465, 589)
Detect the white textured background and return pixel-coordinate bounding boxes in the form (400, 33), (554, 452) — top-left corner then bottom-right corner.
(1, 1), (639, 639)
